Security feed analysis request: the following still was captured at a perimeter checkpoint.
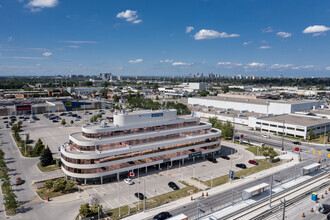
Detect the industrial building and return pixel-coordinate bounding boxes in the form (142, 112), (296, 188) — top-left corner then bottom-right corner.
(188, 96), (323, 115)
(60, 109), (221, 184)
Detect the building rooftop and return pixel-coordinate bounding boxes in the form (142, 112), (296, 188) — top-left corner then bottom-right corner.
(190, 96), (321, 105)
(259, 114), (330, 127)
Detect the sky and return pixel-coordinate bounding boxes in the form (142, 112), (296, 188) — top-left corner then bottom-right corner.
(0, 0), (330, 77)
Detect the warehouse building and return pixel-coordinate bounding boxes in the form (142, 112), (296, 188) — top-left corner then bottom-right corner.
(188, 96), (323, 115)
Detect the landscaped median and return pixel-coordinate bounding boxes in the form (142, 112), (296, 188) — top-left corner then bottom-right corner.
(103, 181), (200, 220)
(36, 178), (78, 200)
(0, 149), (18, 216)
(37, 158), (61, 172)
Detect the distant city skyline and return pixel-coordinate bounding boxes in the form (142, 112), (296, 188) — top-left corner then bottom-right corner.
(1, 0), (330, 77)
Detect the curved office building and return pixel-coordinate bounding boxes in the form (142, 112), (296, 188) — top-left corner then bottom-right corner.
(60, 109), (221, 184)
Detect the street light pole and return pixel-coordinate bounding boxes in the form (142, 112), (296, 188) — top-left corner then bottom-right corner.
(128, 182), (130, 214)
(269, 175), (273, 208)
(118, 179), (120, 217)
(281, 120), (285, 151)
(143, 178), (146, 212)
(138, 169), (140, 210)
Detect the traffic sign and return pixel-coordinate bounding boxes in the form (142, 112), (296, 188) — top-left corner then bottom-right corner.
(229, 170), (234, 180)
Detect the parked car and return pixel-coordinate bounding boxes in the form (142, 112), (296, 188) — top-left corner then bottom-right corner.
(292, 141), (301, 145)
(248, 160), (259, 165)
(262, 134), (270, 139)
(28, 119), (35, 123)
(153, 212), (172, 220)
(2, 117), (8, 119)
(220, 155), (230, 160)
(3, 121), (8, 124)
(124, 178), (134, 185)
(207, 157), (217, 163)
(236, 163), (247, 169)
(293, 147), (302, 152)
(52, 120), (59, 123)
(16, 177), (23, 185)
(168, 182), (179, 190)
(319, 204), (330, 214)
(134, 193), (145, 200)
(76, 115), (82, 119)
(60, 113), (67, 116)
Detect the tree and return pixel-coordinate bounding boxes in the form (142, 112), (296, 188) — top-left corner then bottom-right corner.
(44, 180), (53, 190)
(39, 146), (53, 167)
(91, 204), (102, 216)
(155, 95), (159, 100)
(3, 191), (18, 211)
(33, 138), (45, 156)
(136, 92), (141, 99)
(309, 128), (316, 140)
(208, 117), (218, 127)
(79, 203), (92, 218)
(52, 178), (67, 192)
(70, 120), (74, 125)
(221, 121), (234, 139)
(64, 180), (75, 192)
(127, 91), (132, 101)
(261, 146), (278, 159)
(61, 119), (66, 126)
(113, 94), (119, 103)
(222, 85), (229, 93)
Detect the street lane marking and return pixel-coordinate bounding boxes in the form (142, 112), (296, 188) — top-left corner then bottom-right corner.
(18, 198), (39, 206)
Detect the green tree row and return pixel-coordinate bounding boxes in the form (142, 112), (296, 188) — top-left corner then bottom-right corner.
(208, 117), (234, 139)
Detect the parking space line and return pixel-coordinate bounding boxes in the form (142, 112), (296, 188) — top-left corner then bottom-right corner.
(158, 187), (167, 194)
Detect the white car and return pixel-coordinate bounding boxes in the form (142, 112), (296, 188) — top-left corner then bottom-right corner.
(262, 134), (270, 139)
(124, 178), (134, 185)
(28, 119), (35, 123)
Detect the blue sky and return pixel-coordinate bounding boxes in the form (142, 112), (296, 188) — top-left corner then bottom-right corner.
(1, 0), (330, 77)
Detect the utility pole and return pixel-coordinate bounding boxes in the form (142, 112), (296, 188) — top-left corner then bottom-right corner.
(143, 178), (146, 212)
(281, 120), (285, 151)
(324, 125), (327, 145)
(232, 116), (235, 142)
(269, 175), (273, 208)
(282, 198), (286, 220)
(118, 179), (121, 217)
(138, 169), (140, 210)
(128, 180), (130, 214)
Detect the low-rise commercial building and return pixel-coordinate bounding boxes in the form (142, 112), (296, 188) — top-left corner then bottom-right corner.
(60, 109), (221, 184)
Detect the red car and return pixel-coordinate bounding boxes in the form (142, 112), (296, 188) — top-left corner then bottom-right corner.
(248, 160), (259, 165)
(294, 147), (302, 152)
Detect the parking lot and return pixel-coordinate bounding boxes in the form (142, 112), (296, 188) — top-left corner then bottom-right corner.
(1, 109), (114, 157)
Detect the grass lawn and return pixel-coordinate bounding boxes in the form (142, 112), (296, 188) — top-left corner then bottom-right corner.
(106, 181), (200, 220)
(36, 187), (77, 200)
(37, 159), (60, 172)
(203, 159), (286, 188)
(246, 146), (259, 156)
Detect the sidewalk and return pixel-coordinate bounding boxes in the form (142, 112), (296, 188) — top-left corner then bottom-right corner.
(123, 151), (300, 220)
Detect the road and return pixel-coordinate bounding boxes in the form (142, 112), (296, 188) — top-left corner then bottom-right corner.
(0, 126), (81, 220)
(147, 130), (328, 219)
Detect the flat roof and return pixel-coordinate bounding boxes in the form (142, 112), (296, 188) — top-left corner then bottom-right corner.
(243, 183), (270, 193)
(258, 114), (330, 127)
(190, 96), (320, 105)
(302, 163), (321, 170)
(310, 110), (330, 116)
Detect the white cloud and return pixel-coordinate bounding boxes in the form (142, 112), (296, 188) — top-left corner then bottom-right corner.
(247, 62), (266, 67)
(262, 27), (274, 33)
(186, 26), (194, 33)
(42, 52), (52, 57)
(194, 29), (239, 40)
(117, 10), (142, 24)
(242, 41), (252, 45)
(172, 62), (192, 66)
(128, 58), (143, 63)
(326, 67), (330, 71)
(59, 41), (96, 44)
(276, 32), (292, 38)
(270, 64), (293, 69)
(258, 46), (271, 49)
(217, 62), (242, 67)
(292, 65), (315, 70)
(302, 25), (330, 35)
(160, 59), (173, 63)
(7, 36), (13, 42)
(26, 0), (58, 12)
